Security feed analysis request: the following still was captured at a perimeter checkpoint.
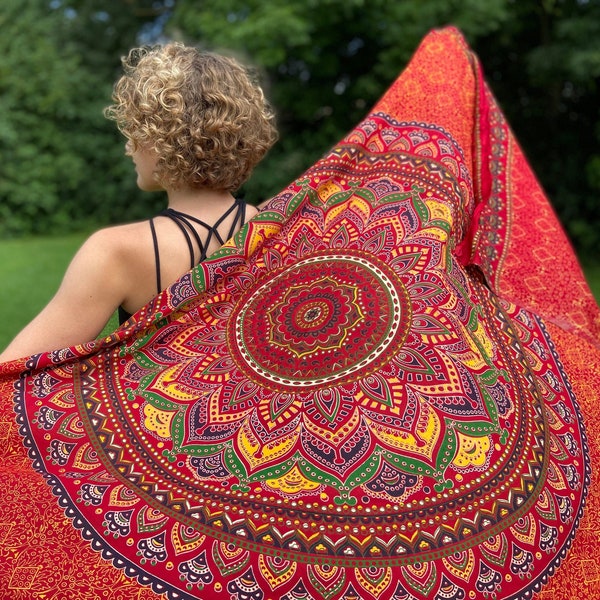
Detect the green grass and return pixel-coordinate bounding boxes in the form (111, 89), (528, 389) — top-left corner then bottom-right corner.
(0, 233), (118, 350)
(1, 233), (599, 352)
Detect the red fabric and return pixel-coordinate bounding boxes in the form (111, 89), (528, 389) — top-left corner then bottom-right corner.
(1, 27), (599, 600)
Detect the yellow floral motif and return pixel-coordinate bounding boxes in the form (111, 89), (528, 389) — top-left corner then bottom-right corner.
(453, 348), (487, 371)
(264, 464), (321, 495)
(452, 319), (494, 370)
(143, 404), (176, 439)
(150, 362), (201, 401)
(317, 179), (343, 202)
(471, 319), (494, 358)
(452, 431), (491, 469)
(258, 554), (297, 589)
(246, 221), (282, 256)
(356, 565), (394, 596)
(425, 198), (453, 227)
(324, 204), (351, 229)
(442, 549), (476, 581)
(171, 523), (205, 555)
(348, 195), (372, 221)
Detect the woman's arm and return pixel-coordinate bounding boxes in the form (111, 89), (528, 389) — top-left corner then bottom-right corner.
(0, 230), (127, 362)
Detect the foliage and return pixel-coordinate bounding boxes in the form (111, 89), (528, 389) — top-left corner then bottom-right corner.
(1, 0), (598, 256)
(474, 0), (600, 258)
(167, 0), (509, 202)
(0, 0), (166, 238)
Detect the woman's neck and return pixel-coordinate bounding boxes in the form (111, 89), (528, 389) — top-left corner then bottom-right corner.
(166, 187), (236, 215)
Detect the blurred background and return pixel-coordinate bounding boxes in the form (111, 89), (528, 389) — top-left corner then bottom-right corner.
(1, 0), (599, 345)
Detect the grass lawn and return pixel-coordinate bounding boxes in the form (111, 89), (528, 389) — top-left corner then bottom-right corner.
(0, 233), (118, 350)
(0, 233), (599, 352)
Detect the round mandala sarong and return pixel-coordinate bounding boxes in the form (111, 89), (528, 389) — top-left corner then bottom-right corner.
(1, 27), (597, 600)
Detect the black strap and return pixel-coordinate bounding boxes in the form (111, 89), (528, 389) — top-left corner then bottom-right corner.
(119, 217), (162, 325)
(154, 198), (246, 294)
(118, 305), (132, 324)
(118, 199), (247, 324)
(149, 217), (162, 293)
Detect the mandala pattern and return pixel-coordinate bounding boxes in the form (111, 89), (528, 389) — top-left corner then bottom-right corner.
(1, 27), (598, 600)
(230, 250), (411, 388)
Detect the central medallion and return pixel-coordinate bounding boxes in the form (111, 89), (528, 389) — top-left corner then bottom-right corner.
(269, 276), (364, 357)
(228, 250), (411, 390)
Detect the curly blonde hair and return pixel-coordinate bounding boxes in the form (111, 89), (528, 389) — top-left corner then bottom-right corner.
(105, 43), (278, 192)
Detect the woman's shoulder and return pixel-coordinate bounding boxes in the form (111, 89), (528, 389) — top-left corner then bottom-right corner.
(76, 221), (156, 286)
(90, 219), (151, 238)
(85, 220), (152, 255)
(82, 220), (158, 310)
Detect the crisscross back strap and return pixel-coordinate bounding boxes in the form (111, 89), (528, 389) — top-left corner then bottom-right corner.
(152, 198), (247, 294)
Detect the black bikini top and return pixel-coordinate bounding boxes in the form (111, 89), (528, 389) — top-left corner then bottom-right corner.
(118, 198), (248, 324)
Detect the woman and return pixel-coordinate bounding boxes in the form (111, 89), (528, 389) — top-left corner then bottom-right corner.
(0, 43), (277, 361)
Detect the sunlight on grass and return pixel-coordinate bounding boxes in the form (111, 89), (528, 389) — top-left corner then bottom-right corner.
(0, 233), (94, 349)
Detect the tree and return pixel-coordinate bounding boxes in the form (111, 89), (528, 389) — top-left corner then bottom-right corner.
(476, 0), (600, 258)
(0, 0), (168, 237)
(2, 0), (598, 256)
(0, 0), (87, 234)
